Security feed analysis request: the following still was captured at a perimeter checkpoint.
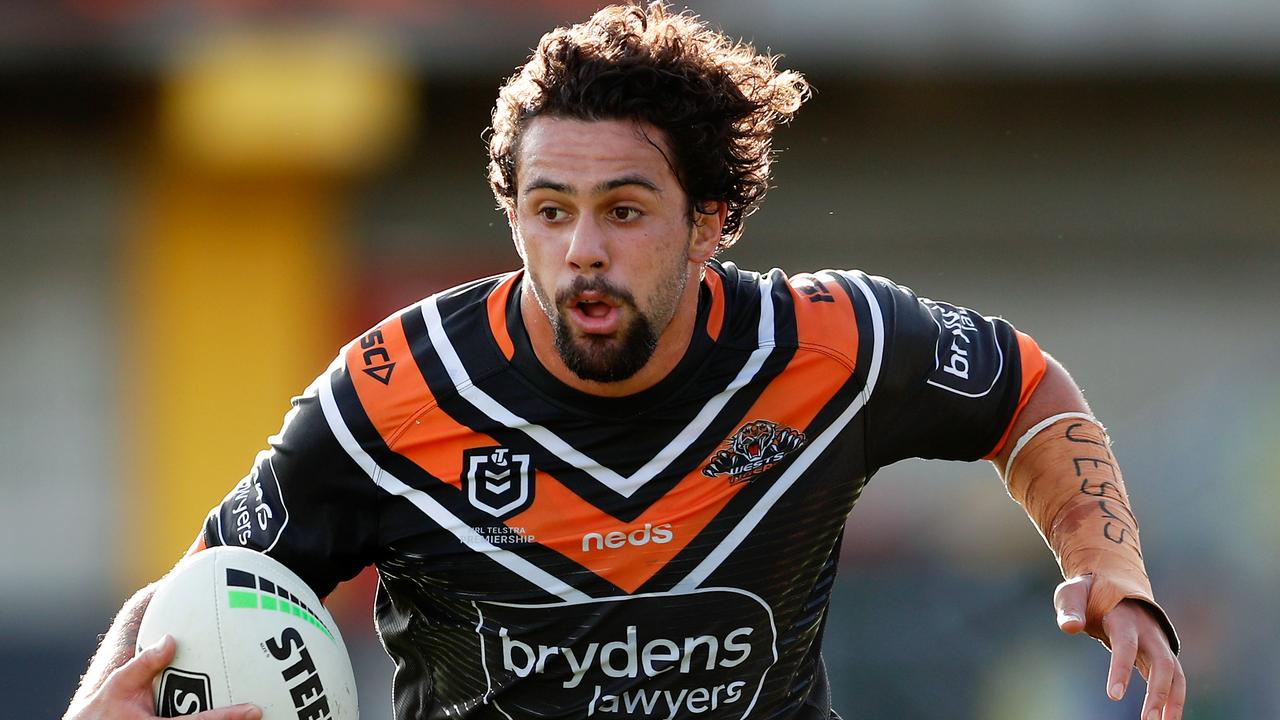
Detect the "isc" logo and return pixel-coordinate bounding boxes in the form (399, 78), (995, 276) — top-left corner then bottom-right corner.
(359, 329), (396, 385)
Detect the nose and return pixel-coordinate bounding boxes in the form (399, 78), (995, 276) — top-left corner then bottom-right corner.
(565, 216), (609, 272)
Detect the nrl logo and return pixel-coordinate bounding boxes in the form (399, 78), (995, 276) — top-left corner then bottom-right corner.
(702, 420), (806, 483)
(463, 447), (535, 516)
(156, 668), (212, 717)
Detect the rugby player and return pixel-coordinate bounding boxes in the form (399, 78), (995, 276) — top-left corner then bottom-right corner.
(65, 3), (1185, 719)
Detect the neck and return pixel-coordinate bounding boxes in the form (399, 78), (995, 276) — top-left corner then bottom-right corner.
(520, 269), (703, 398)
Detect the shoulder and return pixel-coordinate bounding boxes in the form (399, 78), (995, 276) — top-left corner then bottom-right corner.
(338, 271), (518, 380)
(326, 271), (517, 436)
(713, 262), (892, 370)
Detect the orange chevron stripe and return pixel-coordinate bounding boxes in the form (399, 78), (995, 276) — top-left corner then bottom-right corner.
(789, 271), (859, 369)
(385, 410), (505, 493)
(346, 315), (436, 448)
(487, 272), (520, 361)
(346, 315), (499, 492)
(506, 466), (748, 593)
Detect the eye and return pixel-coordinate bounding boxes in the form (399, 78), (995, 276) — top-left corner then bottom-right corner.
(538, 206), (568, 222)
(609, 206), (641, 222)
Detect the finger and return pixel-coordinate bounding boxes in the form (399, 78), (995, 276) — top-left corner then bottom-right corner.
(1053, 575), (1092, 634)
(1139, 650), (1177, 720)
(1165, 662), (1187, 720)
(107, 634), (174, 690)
(1104, 619), (1138, 701)
(191, 704), (263, 720)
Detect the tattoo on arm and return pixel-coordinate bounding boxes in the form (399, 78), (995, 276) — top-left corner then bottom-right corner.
(1064, 424), (1140, 553)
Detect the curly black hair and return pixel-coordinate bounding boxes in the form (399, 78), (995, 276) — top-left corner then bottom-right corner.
(487, 2), (811, 250)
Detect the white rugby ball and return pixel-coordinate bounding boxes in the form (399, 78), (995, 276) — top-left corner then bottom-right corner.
(138, 546), (358, 719)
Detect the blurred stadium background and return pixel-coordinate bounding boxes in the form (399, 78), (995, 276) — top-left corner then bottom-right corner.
(3, 1), (1277, 717)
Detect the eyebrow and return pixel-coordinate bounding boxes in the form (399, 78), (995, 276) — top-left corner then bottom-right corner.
(522, 175), (662, 196)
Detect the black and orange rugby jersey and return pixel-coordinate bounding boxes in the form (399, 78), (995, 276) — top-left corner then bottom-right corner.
(203, 260), (1046, 720)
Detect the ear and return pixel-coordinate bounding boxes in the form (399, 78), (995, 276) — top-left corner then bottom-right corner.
(688, 201), (727, 263)
(507, 207), (526, 260)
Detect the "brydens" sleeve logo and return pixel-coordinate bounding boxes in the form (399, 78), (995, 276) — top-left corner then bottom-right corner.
(472, 588), (778, 719)
(921, 300), (1005, 398)
(216, 455), (290, 552)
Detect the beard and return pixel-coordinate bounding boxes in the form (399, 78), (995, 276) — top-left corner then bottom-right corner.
(533, 265), (688, 384)
(550, 276), (659, 383)
(554, 310), (657, 383)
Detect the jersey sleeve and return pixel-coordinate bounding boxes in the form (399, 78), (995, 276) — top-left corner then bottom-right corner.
(200, 364), (381, 598)
(861, 275), (1046, 472)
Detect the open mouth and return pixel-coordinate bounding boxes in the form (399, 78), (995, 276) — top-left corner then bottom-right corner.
(576, 299), (613, 318)
(567, 293), (622, 334)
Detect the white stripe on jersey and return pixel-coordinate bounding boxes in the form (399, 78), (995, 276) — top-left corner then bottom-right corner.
(317, 353), (592, 604)
(673, 270), (885, 592)
(421, 276), (778, 499)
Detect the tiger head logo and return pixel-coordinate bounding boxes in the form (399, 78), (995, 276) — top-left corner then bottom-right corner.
(702, 420), (806, 483)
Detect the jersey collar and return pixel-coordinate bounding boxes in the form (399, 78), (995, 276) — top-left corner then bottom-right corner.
(499, 268), (721, 418)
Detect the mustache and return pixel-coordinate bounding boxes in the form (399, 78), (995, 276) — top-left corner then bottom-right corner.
(554, 276), (636, 308)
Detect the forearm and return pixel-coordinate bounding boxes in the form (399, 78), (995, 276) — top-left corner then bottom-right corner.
(993, 354), (1177, 650)
(67, 582), (157, 712)
(1005, 417), (1162, 621)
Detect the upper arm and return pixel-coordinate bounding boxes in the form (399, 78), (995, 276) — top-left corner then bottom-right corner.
(990, 353), (1091, 475)
(199, 369), (382, 598)
(860, 275), (1048, 471)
